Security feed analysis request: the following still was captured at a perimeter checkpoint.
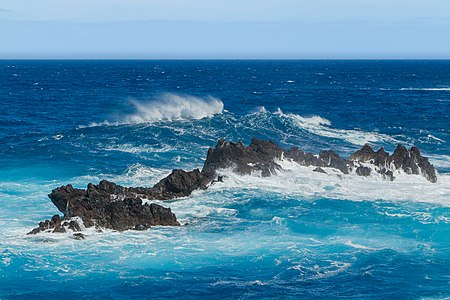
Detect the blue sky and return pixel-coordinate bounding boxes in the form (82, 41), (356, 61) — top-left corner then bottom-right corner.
(1, 0), (449, 58)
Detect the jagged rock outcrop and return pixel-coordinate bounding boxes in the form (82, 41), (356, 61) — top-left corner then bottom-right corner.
(28, 180), (185, 235)
(29, 138), (438, 236)
(152, 169), (209, 198)
(349, 144), (437, 183)
(202, 138), (437, 183)
(202, 138), (284, 178)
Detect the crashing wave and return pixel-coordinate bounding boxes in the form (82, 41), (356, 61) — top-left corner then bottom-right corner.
(272, 108), (396, 146)
(124, 93), (224, 124)
(29, 138), (442, 237)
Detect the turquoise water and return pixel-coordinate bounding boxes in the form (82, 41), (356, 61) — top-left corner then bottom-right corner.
(1, 60), (450, 298)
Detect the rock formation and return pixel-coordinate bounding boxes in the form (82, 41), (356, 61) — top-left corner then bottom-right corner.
(29, 138), (437, 236)
(202, 138), (437, 183)
(349, 144), (437, 183)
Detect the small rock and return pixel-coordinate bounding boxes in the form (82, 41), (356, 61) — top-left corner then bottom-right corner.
(68, 220), (81, 232)
(313, 167), (327, 174)
(133, 224), (148, 231)
(73, 233), (85, 240)
(52, 226), (66, 233)
(356, 166), (371, 176)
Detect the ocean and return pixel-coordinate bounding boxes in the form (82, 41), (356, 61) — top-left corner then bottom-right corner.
(0, 60), (449, 299)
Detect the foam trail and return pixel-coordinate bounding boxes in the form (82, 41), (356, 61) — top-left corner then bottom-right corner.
(428, 154), (450, 170)
(273, 108), (396, 146)
(124, 93), (224, 124)
(400, 87), (450, 91)
(208, 161), (450, 206)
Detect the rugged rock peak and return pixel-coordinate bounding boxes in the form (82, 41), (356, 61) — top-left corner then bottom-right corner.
(390, 144), (437, 183)
(49, 184), (85, 216)
(284, 147), (325, 167)
(32, 167), (212, 235)
(318, 150), (351, 174)
(152, 169), (209, 198)
(349, 144), (375, 162)
(348, 143), (437, 183)
(373, 147), (390, 167)
(202, 137), (283, 178)
(29, 180), (181, 235)
(248, 138), (284, 158)
(203, 138), (437, 182)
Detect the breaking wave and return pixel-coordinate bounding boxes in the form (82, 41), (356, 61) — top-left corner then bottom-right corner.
(124, 93), (224, 124)
(268, 107), (397, 146)
(207, 162), (450, 206)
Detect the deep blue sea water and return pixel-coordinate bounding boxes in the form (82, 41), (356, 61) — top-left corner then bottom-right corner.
(0, 60), (450, 299)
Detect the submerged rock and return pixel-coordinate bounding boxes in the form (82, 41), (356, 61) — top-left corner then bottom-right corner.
(356, 166), (371, 177)
(27, 214), (68, 235)
(313, 167), (327, 174)
(73, 233), (85, 240)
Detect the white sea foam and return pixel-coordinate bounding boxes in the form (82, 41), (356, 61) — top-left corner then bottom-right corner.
(428, 154), (450, 169)
(427, 134), (446, 143)
(272, 108), (396, 146)
(208, 159), (450, 206)
(124, 93), (224, 124)
(103, 143), (175, 154)
(72, 163), (172, 188)
(400, 87), (450, 91)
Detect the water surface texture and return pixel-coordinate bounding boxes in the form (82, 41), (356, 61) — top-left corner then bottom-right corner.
(1, 60), (450, 299)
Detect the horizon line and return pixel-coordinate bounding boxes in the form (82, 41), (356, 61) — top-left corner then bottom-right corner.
(1, 58), (450, 61)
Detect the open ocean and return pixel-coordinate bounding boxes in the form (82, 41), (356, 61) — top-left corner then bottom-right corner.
(1, 60), (450, 299)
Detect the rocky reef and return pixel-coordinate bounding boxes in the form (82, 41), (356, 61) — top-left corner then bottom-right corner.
(202, 138), (437, 183)
(29, 138), (437, 236)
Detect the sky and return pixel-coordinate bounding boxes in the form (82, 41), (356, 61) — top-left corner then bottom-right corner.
(0, 0), (449, 58)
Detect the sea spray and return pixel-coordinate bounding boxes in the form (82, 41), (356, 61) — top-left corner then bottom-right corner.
(124, 93), (224, 123)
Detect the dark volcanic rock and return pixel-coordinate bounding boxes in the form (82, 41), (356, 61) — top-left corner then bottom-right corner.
(29, 179), (181, 235)
(51, 182), (179, 230)
(202, 138), (283, 178)
(318, 150), (351, 174)
(349, 143), (437, 183)
(30, 166), (211, 235)
(284, 147), (326, 168)
(356, 166), (371, 176)
(152, 169), (209, 199)
(27, 214), (67, 235)
(313, 167), (327, 174)
(202, 139), (437, 183)
(380, 168), (395, 181)
(73, 233), (85, 240)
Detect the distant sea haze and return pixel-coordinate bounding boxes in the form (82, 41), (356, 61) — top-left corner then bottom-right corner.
(1, 60), (449, 298)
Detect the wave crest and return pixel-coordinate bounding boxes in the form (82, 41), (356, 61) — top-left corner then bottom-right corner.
(271, 108), (396, 146)
(400, 87), (450, 91)
(124, 93), (224, 124)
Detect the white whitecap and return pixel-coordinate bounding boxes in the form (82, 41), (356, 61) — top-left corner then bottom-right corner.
(400, 87), (450, 91)
(124, 93), (224, 124)
(273, 108), (396, 146)
(208, 159), (450, 206)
